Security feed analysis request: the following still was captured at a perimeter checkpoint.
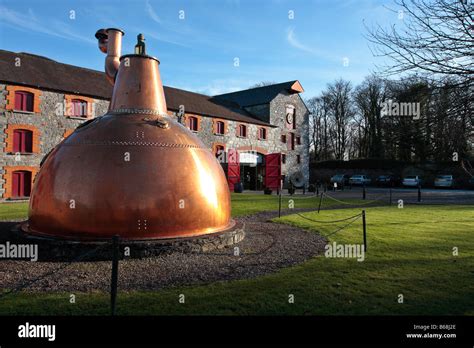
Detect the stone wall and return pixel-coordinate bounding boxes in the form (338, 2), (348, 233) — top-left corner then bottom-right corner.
(270, 91), (310, 184)
(0, 83), (109, 199)
(0, 83), (310, 199)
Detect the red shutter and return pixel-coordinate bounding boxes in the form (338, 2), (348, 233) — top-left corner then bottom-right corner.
(23, 171), (32, 196)
(12, 172), (20, 197)
(264, 153), (281, 190)
(15, 92), (23, 110)
(13, 130), (21, 153)
(25, 93), (34, 112)
(227, 148), (240, 191)
(24, 131), (33, 152)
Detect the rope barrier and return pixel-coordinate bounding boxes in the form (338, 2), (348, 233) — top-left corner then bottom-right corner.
(322, 192), (389, 205)
(324, 214), (362, 238)
(295, 211), (362, 224)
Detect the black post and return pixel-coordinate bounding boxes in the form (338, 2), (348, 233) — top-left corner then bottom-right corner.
(111, 235), (120, 316)
(363, 182), (366, 200)
(389, 187), (392, 206)
(417, 184), (421, 202)
(278, 181), (282, 218)
(317, 192), (323, 214)
(362, 210), (367, 252)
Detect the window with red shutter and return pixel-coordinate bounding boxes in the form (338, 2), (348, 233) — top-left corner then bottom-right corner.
(14, 91), (34, 112)
(188, 116), (198, 131)
(12, 129), (33, 153)
(216, 121), (225, 135)
(11, 171), (32, 198)
(258, 128), (267, 140)
(238, 124), (247, 137)
(71, 99), (88, 118)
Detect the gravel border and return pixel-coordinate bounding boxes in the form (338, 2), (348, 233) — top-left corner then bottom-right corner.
(0, 211), (327, 292)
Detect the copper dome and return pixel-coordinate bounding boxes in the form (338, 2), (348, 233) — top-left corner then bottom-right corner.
(24, 29), (233, 240)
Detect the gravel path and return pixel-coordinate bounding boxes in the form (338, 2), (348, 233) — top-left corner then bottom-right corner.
(0, 210), (327, 293)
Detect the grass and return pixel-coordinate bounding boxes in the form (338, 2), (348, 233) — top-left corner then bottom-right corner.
(230, 192), (368, 216)
(0, 193), (368, 220)
(0, 201), (28, 221)
(0, 198), (473, 315)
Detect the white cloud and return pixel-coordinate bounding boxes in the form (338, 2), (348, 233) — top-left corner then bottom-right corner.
(0, 6), (94, 44)
(145, 0), (162, 24)
(286, 26), (339, 63)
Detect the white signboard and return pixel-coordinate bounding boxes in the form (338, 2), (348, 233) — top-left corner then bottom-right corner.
(239, 152), (261, 164)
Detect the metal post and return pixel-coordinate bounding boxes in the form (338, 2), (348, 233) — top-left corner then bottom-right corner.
(362, 210), (367, 252)
(111, 235), (120, 316)
(363, 182), (366, 200)
(278, 180), (282, 218)
(417, 184), (421, 202)
(317, 192), (323, 214)
(316, 184), (319, 196)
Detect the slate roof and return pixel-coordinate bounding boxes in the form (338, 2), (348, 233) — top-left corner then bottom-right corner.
(0, 50), (302, 126)
(213, 80), (304, 107)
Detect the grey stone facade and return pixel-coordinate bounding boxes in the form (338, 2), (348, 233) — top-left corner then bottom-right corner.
(0, 82), (309, 200)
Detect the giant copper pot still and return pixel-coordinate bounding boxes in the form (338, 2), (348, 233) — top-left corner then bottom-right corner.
(24, 29), (233, 240)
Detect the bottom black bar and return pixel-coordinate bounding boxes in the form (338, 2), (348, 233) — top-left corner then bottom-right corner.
(0, 315), (472, 346)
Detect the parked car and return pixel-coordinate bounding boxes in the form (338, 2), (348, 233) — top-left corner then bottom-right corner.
(330, 174), (350, 186)
(402, 175), (424, 187)
(376, 175), (401, 187)
(434, 175), (455, 188)
(349, 175), (372, 186)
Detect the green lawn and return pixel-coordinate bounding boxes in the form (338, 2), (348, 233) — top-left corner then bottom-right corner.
(0, 202), (28, 221)
(0, 193), (369, 220)
(0, 199), (473, 315)
(230, 192), (369, 216)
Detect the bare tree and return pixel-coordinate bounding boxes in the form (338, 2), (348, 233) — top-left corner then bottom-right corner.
(326, 80), (355, 160)
(307, 96), (331, 161)
(366, 0), (473, 85)
(353, 75), (388, 158)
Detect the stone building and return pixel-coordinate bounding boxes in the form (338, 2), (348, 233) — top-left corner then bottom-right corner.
(0, 50), (309, 200)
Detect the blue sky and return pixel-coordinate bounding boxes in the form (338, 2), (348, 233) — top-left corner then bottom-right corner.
(0, 0), (400, 97)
